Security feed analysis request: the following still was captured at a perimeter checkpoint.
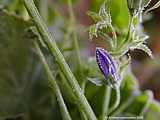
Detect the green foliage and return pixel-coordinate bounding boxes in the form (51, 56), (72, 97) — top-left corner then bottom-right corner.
(88, 0), (153, 58)
(0, 0), (160, 120)
(89, 0), (130, 30)
(109, 0), (130, 29)
(90, 0), (106, 12)
(0, 10), (60, 120)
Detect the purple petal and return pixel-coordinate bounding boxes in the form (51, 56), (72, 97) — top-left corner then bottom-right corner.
(96, 47), (119, 82)
(96, 48), (110, 79)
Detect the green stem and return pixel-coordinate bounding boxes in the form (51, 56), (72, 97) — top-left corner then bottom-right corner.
(125, 15), (134, 44)
(79, 108), (88, 120)
(127, 16), (134, 42)
(139, 91), (153, 116)
(111, 95), (135, 116)
(24, 0), (97, 119)
(60, 71), (88, 120)
(99, 85), (111, 120)
(59, 71), (77, 103)
(109, 87), (121, 114)
(35, 43), (72, 120)
(68, 0), (87, 118)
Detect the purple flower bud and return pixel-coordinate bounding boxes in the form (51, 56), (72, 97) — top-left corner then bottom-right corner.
(96, 47), (120, 87)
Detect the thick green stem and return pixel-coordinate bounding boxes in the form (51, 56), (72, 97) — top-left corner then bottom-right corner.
(24, 0), (97, 119)
(60, 71), (88, 120)
(68, 0), (87, 118)
(59, 71), (77, 103)
(99, 86), (111, 120)
(35, 43), (71, 120)
(79, 108), (89, 120)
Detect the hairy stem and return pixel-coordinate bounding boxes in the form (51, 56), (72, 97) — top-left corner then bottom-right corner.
(35, 43), (72, 120)
(24, 0), (97, 119)
(68, 0), (87, 118)
(60, 71), (87, 120)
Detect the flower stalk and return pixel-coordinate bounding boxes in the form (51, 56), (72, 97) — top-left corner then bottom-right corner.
(96, 47), (121, 115)
(99, 85), (112, 120)
(109, 87), (121, 114)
